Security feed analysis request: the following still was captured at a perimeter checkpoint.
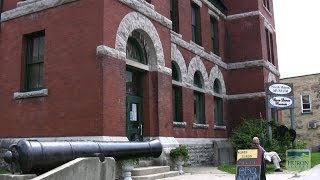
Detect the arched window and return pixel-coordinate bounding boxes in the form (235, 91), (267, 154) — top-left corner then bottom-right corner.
(172, 62), (182, 122)
(172, 62), (181, 82)
(194, 71), (205, 124)
(194, 71), (203, 88)
(213, 79), (223, 126)
(126, 37), (147, 64)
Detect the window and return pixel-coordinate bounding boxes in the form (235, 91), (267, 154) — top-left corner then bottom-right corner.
(145, 0), (151, 3)
(170, 0), (179, 33)
(301, 95), (311, 113)
(0, 0), (3, 15)
(172, 62), (182, 122)
(194, 71), (205, 124)
(213, 80), (223, 126)
(265, 28), (274, 65)
(24, 31), (45, 91)
(191, 3), (201, 45)
(210, 17), (219, 55)
(126, 37), (147, 64)
(263, 0), (270, 11)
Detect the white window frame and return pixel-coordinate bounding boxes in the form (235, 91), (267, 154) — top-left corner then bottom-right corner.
(301, 94), (312, 113)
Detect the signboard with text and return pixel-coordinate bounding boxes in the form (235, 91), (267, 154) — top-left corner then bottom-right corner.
(236, 149), (264, 180)
(266, 83), (293, 96)
(286, 149), (311, 171)
(268, 95), (294, 109)
(266, 83), (294, 109)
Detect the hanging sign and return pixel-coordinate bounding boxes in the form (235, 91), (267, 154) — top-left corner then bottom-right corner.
(268, 95), (294, 109)
(266, 83), (293, 95)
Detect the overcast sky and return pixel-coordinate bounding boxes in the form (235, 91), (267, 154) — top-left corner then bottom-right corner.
(273, 0), (320, 79)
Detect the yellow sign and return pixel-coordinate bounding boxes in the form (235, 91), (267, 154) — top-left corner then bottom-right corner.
(237, 149), (258, 161)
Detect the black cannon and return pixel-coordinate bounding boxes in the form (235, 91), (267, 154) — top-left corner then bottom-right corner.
(3, 139), (162, 174)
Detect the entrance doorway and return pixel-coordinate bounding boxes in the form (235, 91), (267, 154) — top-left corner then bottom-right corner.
(126, 69), (144, 141)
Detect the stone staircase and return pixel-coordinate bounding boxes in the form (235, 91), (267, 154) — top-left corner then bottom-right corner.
(131, 166), (179, 180)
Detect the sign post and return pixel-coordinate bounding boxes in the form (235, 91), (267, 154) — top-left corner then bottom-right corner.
(265, 83), (295, 140)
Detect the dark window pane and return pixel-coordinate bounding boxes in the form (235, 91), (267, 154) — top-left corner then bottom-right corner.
(191, 3), (201, 45)
(214, 79), (221, 94)
(172, 62), (181, 81)
(302, 95), (310, 103)
(25, 31), (45, 91)
(214, 97), (223, 126)
(38, 36), (45, 62)
(194, 91), (205, 124)
(32, 37), (39, 63)
(211, 17), (219, 55)
(170, 0), (179, 33)
(173, 86), (182, 122)
(194, 71), (203, 88)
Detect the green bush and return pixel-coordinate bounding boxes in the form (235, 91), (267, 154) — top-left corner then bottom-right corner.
(170, 145), (189, 161)
(230, 118), (268, 151)
(230, 118), (307, 161)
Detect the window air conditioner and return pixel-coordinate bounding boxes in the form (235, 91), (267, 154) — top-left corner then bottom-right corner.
(308, 121), (318, 129)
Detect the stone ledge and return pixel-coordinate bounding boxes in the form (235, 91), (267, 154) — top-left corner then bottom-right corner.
(192, 123), (209, 129)
(213, 125), (226, 130)
(13, 89), (48, 99)
(1, 0), (78, 22)
(119, 0), (172, 29)
(173, 122), (187, 128)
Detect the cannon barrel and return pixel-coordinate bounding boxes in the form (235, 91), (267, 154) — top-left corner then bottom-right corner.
(3, 139), (162, 174)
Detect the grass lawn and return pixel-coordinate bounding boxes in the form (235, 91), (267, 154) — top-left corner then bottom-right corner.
(0, 169), (8, 174)
(218, 152), (320, 174)
(311, 152), (320, 167)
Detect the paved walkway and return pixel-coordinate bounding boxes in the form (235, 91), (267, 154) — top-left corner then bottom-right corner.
(162, 165), (320, 180)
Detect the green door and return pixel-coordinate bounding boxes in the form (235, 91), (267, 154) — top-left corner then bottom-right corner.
(126, 69), (143, 141)
(126, 95), (143, 141)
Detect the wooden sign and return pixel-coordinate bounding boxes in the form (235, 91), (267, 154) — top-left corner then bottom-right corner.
(236, 149), (264, 180)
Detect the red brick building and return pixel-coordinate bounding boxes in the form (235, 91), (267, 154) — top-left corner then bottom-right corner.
(0, 0), (279, 165)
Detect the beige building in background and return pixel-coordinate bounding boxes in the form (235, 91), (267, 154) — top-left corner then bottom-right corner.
(281, 73), (320, 151)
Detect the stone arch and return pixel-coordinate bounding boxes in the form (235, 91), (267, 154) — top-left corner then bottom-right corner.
(187, 56), (209, 89)
(209, 66), (226, 95)
(268, 72), (277, 82)
(171, 44), (187, 84)
(115, 12), (165, 70)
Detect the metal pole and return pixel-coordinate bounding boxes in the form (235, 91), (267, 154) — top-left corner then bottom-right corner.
(290, 106), (296, 130)
(267, 107), (272, 140)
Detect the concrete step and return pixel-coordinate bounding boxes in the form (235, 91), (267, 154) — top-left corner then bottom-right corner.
(132, 171), (180, 180)
(132, 166), (170, 176)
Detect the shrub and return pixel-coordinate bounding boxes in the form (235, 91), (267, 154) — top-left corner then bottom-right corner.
(230, 118), (308, 161)
(230, 118), (268, 151)
(170, 145), (189, 161)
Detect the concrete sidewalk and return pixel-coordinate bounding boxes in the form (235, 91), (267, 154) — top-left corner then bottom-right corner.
(162, 165), (320, 180)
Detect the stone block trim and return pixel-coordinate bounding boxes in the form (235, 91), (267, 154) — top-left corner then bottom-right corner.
(96, 45), (171, 75)
(96, 45), (126, 61)
(170, 32), (227, 69)
(115, 12), (165, 69)
(227, 92), (266, 100)
(187, 56), (209, 88)
(171, 44), (188, 84)
(201, 0), (227, 19)
(13, 89), (48, 99)
(268, 72), (277, 82)
(208, 65), (226, 95)
(1, 0), (78, 22)
(227, 10), (275, 32)
(228, 59), (280, 76)
(119, 0), (172, 29)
